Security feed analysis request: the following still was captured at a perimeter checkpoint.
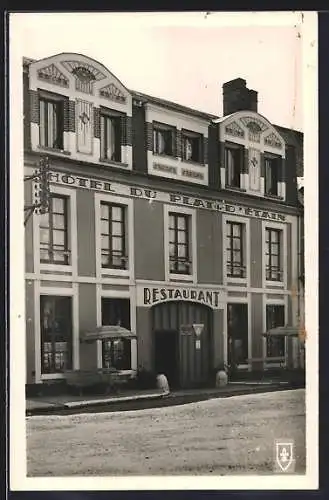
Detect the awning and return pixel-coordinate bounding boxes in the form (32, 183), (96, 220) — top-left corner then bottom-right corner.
(81, 325), (136, 342)
(262, 326), (300, 338)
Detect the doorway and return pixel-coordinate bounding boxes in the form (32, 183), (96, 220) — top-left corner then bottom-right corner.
(154, 329), (179, 388)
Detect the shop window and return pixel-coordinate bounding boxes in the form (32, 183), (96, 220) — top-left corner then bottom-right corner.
(101, 298), (131, 370)
(227, 303), (248, 366)
(266, 305), (285, 358)
(100, 202), (127, 269)
(40, 295), (72, 374)
(225, 144), (244, 188)
(100, 113), (122, 162)
(39, 96), (64, 150)
(153, 122), (175, 156)
(226, 221), (246, 278)
(182, 130), (202, 163)
(40, 195), (70, 265)
(265, 155), (280, 196)
(265, 228), (283, 281)
(169, 212), (191, 274)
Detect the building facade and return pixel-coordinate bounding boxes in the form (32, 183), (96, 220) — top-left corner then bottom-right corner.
(23, 53), (304, 389)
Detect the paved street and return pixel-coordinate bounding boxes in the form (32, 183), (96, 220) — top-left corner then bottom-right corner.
(26, 389), (305, 476)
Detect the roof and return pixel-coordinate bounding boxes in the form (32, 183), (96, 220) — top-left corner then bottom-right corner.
(23, 55), (303, 155)
(131, 90), (218, 120)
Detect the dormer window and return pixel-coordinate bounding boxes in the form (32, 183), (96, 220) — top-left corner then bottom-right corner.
(182, 130), (202, 163)
(39, 96), (64, 150)
(265, 154), (280, 196)
(225, 143), (244, 188)
(153, 123), (174, 156)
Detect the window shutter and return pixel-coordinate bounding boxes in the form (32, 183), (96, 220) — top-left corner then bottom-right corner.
(260, 152), (265, 179)
(203, 136), (208, 165)
(120, 115), (127, 146)
(93, 108), (101, 139)
(242, 147), (248, 174)
(30, 90), (40, 124)
(126, 115), (132, 146)
(176, 129), (181, 158)
(146, 122), (153, 151)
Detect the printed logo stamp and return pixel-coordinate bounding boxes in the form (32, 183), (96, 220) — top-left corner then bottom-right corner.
(274, 439), (296, 473)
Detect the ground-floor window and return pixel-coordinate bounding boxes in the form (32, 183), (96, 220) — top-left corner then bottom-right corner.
(266, 304), (285, 357)
(40, 295), (72, 374)
(101, 298), (131, 370)
(227, 303), (248, 366)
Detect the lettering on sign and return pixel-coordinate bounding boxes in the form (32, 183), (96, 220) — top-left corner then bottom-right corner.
(142, 287), (222, 309)
(47, 171), (288, 222)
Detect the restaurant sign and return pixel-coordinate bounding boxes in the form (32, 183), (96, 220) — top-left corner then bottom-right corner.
(46, 171), (288, 222)
(138, 285), (224, 309)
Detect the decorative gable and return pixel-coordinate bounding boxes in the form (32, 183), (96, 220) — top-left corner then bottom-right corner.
(61, 60), (107, 94)
(225, 121), (245, 139)
(240, 116), (269, 143)
(264, 132), (283, 150)
(37, 64), (69, 88)
(99, 83), (126, 103)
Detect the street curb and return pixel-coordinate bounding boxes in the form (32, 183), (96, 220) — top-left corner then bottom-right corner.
(26, 384), (304, 417)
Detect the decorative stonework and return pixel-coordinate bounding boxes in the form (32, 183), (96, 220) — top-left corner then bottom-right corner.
(240, 116), (268, 143)
(249, 148), (261, 191)
(99, 83), (126, 103)
(225, 121), (245, 138)
(76, 99), (93, 154)
(264, 132), (283, 149)
(37, 64), (69, 88)
(61, 60), (106, 94)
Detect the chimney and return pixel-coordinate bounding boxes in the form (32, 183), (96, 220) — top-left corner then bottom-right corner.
(222, 78), (258, 116)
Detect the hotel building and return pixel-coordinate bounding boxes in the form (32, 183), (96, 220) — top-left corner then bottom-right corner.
(23, 53), (304, 389)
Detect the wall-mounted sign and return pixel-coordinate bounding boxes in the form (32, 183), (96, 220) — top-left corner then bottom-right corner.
(193, 324), (204, 337)
(46, 171), (289, 223)
(139, 285), (224, 309)
(195, 340), (201, 350)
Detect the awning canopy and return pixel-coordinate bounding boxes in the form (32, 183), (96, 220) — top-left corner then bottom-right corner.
(81, 325), (136, 342)
(262, 326), (300, 338)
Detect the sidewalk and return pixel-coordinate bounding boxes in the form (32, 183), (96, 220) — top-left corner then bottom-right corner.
(26, 380), (299, 416)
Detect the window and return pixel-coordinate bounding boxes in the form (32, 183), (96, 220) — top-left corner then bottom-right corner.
(265, 228), (282, 281)
(100, 114), (122, 162)
(39, 97), (64, 150)
(227, 303), (248, 366)
(101, 298), (131, 370)
(40, 296), (72, 374)
(40, 196), (69, 265)
(182, 130), (202, 163)
(169, 212), (191, 274)
(265, 155), (280, 196)
(266, 305), (285, 358)
(225, 145), (243, 188)
(226, 222), (245, 278)
(153, 123), (174, 156)
(101, 203), (127, 269)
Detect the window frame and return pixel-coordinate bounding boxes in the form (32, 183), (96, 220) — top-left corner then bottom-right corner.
(39, 195), (70, 265)
(265, 303), (286, 360)
(100, 108), (123, 163)
(226, 221), (246, 279)
(38, 90), (65, 151)
(100, 202), (128, 270)
(168, 212), (191, 275)
(164, 205), (197, 283)
(265, 227), (283, 282)
(153, 121), (175, 157)
(264, 153), (281, 197)
(101, 297), (132, 371)
(225, 142), (244, 189)
(181, 129), (203, 164)
(40, 294), (73, 375)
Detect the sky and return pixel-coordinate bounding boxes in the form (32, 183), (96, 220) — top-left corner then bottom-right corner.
(10, 12), (303, 131)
